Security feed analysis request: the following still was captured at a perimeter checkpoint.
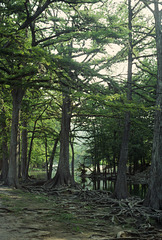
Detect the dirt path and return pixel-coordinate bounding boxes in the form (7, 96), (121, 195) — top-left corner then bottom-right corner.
(0, 186), (120, 240)
(0, 186), (89, 240)
(0, 184), (162, 240)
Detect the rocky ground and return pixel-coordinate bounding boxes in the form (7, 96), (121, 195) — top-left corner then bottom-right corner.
(0, 181), (162, 240)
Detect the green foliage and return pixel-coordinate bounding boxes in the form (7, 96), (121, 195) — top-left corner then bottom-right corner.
(0, 0), (157, 182)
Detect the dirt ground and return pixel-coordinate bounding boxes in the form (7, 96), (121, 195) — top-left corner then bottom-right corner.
(0, 183), (162, 240)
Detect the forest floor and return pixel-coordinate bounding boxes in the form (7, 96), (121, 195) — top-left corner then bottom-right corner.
(0, 181), (162, 240)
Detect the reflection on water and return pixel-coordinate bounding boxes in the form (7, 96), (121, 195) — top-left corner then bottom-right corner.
(29, 170), (147, 199)
(128, 183), (147, 199)
(80, 177), (148, 199)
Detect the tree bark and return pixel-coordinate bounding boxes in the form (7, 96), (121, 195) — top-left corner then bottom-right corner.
(44, 134), (48, 180)
(70, 139), (75, 181)
(45, 88), (74, 188)
(25, 120), (36, 179)
(21, 119), (28, 181)
(0, 107), (9, 182)
(144, 0), (162, 210)
(17, 128), (21, 178)
(7, 87), (24, 187)
(48, 137), (59, 180)
(113, 0), (132, 199)
(113, 112), (131, 199)
(25, 107), (47, 179)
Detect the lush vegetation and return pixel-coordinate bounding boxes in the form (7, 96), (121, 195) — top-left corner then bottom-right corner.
(0, 0), (162, 209)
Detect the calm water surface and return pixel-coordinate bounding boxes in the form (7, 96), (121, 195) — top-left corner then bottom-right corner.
(29, 170), (147, 199)
(80, 177), (148, 199)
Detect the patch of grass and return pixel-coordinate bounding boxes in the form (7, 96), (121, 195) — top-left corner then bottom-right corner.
(42, 209), (76, 222)
(0, 193), (11, 201)
(0, 189), (55, 214)
(72, 225), (81, 233)
(61, 212), (76, 221)
(34, 194), (49, 203)
(0, 192), (25, 214)
(9, 206), (25, 214)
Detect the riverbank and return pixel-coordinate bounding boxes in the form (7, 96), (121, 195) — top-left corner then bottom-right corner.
(0, 181), (161, 240)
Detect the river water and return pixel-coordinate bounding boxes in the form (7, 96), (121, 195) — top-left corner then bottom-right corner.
(80, 177), (148, 199)
(29, 170), (148, 199)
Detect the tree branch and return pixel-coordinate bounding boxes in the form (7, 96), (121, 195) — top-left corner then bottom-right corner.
(19, 0), (51, 30)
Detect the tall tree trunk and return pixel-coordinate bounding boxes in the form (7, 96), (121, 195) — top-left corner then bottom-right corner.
(1, 137), (9, 182)
(70, 139), (75, 181)
(44, 134), (49, 180)
(48, 137), (59, 180)
(21, 119), (28, 181)
(25, 120), (36, 179)
(45, 89), (74, 188)
(17, 128), (21, 178)
(144, 0), (162, 210)
(113, 0), (132, 199)
(113, 112), (131, 199)
(7, 87), (24, 187)
(1, 107), (9, 182)
(25, 107), (47, 179)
